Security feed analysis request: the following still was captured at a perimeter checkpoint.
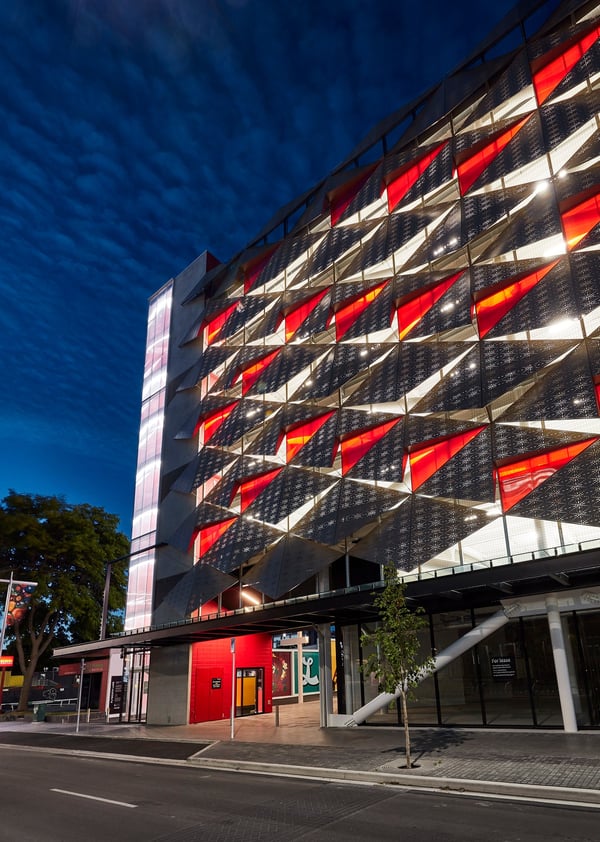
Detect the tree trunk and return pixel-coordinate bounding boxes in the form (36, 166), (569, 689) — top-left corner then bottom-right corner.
(400, 688), (411, 769)
(14, 610), (56, 713)
(18, 657), (39, 713)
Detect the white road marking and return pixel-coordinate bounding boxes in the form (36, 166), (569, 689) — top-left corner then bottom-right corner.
(50, 788), (137, 808)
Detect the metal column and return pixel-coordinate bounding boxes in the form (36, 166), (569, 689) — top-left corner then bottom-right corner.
(317, 623), (333, 728)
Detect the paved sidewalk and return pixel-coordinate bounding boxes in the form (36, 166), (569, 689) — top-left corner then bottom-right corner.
(1, 705), (600, 803)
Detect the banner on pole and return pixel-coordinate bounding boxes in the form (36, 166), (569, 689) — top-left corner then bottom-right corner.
(6, 582), (36, 627)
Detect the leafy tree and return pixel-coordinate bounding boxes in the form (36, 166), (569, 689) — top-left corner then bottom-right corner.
(0, 491), (129, 711)
(361, 564), (434, 769)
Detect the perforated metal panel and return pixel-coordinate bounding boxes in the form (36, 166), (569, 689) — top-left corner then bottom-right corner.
(156, 6), (600, 619)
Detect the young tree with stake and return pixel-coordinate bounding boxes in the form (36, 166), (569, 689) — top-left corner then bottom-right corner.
(361, 563), (434, 769)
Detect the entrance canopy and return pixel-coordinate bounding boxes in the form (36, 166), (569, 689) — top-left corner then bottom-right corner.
(54, 544), (600, 660)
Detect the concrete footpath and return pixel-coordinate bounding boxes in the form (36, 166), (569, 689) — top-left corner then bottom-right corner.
(1, 704), (600, 805)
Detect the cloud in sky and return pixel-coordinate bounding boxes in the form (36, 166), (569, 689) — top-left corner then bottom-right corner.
(0, 0), (518, 533)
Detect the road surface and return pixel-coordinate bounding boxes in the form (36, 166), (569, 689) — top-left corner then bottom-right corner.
(2, 748), (597, 841)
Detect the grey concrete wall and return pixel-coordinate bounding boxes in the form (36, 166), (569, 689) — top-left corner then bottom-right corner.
(146, 644), (191, 725)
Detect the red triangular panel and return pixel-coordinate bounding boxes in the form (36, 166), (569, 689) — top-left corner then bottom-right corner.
(328, 164), (378, 226)
(243, 245), (279, 293)
(332, 280), (389, 341)
(194, 517), (237, 555)
(409, 426), (486, 491)
(473, 260), (559, 338)
(285, 411), (336, 462)
(594, 374), (600, 414)
(396, 272), (463, 339)
(497, 438), (597, 512)
(202, 301), (238, 345)
(383, 142), (447, 212)
(196, 401), (239, 443)
(339, 418), (401, 475)
(283, 287), (330, 341)
(456, 116), (530, 195)
(236, 468), (284, 512)
(533, 25), (600, 105)
(238, 349), (280, 395)
(562, 191), (600, 251)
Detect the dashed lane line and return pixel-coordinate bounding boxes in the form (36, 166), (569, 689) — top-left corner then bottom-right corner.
(50, 788), (137, 808)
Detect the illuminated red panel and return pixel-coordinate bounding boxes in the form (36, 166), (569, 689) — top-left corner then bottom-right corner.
(594, 375), (600, 414)
(395, 272), (463, 339)
(243, 244), (279, 294)
(328, 164), (378, 226)
(338, 418), (401, 475)
(456, 116), (530, 195)
(191, 517), (237, 555)
(196, 400), (239, 442)
(533, 25), (600, 105)
(332, 280), (389, 341)
(561, 192), (600, 251)
(202, 301), (238, 345)
(283, 287), (330, 341)
(473, 260), (559, 338)
(497, 438), (597, 512)
(237, 349), (280, 395)
(383, 142), (447, 212)
(409, 426), (486, 491)
(234, 468), (284, 512)
(285, 411), (336, 462)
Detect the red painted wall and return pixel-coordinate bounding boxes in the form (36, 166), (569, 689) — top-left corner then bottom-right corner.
(190, 633), (273, 723)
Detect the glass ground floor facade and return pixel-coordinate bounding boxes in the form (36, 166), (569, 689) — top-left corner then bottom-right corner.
(340, 606), (600, 729)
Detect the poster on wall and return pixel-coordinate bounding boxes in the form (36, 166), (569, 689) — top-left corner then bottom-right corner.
(109, 676), (125, 714)
(272, 650), (292, 697)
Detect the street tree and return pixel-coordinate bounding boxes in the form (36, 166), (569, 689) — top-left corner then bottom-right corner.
(0, 491), (129, 711)
(361, 564), (434, 769)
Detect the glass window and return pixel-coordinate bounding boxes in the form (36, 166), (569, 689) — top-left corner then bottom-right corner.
(566, 609), (600, 728)
(433, 611), (483, 726)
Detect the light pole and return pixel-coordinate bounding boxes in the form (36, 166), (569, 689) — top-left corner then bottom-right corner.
(0, 575), (37, 708)
(230, 638), (236, 740)
(75, 658), (85, 734)
(100, 542), (166, 639)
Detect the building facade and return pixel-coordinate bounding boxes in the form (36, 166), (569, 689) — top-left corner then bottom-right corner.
(113, 0), (600, 730)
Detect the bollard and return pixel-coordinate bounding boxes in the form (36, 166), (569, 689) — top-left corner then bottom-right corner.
(275, 704), (280, 726)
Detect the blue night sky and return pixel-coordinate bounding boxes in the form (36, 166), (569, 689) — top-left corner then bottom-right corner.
(0, 0), (519, 536)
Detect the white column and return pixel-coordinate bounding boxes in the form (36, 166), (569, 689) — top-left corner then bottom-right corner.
(545, 595), (577, 733)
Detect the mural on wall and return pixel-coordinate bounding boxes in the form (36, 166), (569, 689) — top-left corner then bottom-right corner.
(297, 650), (320, 695)
(272, 649), (320, 697)
(272, 642), (338, 698)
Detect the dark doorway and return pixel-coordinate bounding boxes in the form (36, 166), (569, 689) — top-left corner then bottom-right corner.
(80, 672), (102, 709)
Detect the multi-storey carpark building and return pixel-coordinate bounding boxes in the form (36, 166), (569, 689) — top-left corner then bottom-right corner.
(58, 0), (600, 730)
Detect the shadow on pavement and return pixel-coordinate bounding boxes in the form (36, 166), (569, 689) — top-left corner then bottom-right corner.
(381, 727), (472, 762)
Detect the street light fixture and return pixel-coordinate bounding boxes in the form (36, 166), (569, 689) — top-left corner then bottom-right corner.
(100, 542), (167, 639)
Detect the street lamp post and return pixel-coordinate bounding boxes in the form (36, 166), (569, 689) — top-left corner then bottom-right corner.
(100, 542), (166, 639)
(75, 658), (85, 734)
